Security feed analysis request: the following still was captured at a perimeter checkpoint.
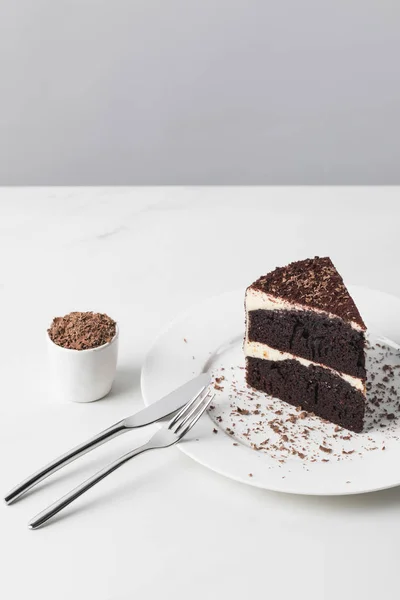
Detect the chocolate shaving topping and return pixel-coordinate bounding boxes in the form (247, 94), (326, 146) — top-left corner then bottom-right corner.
(250, 256), (366, 328)
(48, 311), (116, 350)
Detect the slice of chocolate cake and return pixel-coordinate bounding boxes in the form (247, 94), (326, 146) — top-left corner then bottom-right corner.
(244, 257), (367, 432)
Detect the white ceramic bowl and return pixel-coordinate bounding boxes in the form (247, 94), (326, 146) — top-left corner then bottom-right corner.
(47, 325), (119, 403)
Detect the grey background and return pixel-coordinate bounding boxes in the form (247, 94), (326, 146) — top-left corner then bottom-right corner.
(1, 0), (399, 185)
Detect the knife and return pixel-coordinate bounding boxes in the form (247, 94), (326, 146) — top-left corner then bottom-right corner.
(4, 372), (210, 505)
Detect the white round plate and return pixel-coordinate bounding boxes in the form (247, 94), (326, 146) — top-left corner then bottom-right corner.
(141, 286), (400, 495)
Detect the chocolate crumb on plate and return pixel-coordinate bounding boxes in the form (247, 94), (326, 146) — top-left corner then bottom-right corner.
(319, 445), (332, 454)
(207, 336), (400, 471)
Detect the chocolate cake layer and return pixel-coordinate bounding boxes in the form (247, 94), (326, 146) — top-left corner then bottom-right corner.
(247, 309), (366, 379)
(246, 357), (365, 432)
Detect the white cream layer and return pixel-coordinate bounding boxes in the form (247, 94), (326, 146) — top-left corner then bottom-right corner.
(245, 287), (363, 332)
(244, 340), (365, 393)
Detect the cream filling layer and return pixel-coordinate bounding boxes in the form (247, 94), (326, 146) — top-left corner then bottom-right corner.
(245, 287), (363, 332)
(244, 340), (365, 393)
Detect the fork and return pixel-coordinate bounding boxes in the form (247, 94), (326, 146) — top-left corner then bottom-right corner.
(29, 387), (214, 529)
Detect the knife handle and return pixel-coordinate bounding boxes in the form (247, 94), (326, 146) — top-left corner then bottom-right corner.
(4, 420), (127, 505)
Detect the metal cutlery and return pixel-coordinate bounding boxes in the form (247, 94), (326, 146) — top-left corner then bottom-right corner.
(29, 386), (214, 529)
(5, 373), (210, 505)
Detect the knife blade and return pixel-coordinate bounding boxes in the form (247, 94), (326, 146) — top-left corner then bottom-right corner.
(4, 372), (211, 505)
(124, 372), (211, 427)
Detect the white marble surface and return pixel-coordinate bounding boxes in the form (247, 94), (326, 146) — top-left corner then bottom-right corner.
(1, 188), (400, 600)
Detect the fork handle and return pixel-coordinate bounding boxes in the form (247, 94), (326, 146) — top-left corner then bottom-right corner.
(29, 442), (153, 529)
(4, 420), (127, 505)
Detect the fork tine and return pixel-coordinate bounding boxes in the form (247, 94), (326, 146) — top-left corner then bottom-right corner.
(168, 384), (207, 430)
(171, 389), (211, 433)
(176, 392), (215, 438)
